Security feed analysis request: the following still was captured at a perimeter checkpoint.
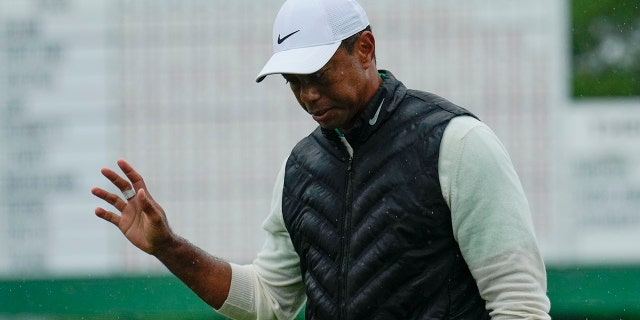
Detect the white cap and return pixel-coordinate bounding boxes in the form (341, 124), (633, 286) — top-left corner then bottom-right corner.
(256, 0), (370, 83)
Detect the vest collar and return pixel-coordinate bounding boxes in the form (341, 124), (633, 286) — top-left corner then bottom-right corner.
(321, 70), (406, 145)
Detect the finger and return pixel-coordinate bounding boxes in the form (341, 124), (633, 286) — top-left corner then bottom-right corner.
(117, 159), (153, 200)
(101, 167), (134, 194)
(91, 187), (128, 212)
(95, 207), (121, 227)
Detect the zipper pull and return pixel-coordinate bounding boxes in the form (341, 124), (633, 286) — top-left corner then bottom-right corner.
(334, 128), (354, 160)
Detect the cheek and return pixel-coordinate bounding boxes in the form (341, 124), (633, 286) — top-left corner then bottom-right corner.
(290, 89), (308, 111)
(288, 85), (300, 100)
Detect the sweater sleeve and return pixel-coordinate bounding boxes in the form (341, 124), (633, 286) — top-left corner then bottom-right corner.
(216, 160), (306, 320)
(438, 116), (551, 319)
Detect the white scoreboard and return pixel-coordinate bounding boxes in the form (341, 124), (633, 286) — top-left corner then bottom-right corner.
(1, 0), (638, 277)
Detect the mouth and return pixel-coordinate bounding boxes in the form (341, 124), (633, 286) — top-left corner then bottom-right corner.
(310, 108), (329, 116)
(309, 107), (333, 122)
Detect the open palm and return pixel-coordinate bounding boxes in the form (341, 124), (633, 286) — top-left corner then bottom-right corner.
(91, 159), (173, 255)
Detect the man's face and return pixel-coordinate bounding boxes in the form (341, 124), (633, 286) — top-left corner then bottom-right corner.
(283, 46), (372, 130)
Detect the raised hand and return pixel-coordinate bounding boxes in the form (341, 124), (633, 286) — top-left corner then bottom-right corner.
(91, 159), (174, 255)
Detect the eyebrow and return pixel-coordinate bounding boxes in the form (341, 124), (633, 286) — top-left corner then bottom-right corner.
(282, 67), (328, 81)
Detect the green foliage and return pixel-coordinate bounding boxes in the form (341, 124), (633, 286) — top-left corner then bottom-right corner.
(571, 0), (640, 97)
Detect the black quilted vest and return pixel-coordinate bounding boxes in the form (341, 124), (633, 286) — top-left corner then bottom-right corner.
(282, 71), (490, 320)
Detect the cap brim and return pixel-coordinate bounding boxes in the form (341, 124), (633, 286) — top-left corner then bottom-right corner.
(256, 41), (341, 83)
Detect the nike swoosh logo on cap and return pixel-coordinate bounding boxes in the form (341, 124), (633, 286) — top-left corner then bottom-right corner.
(277, 30), (300, 44)
(369, 99), (385, 125)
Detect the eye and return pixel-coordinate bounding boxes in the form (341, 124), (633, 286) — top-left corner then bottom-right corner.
(312, 69), (326, 81)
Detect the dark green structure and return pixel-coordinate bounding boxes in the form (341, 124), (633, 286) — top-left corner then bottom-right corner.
(2, 266), (640, 319)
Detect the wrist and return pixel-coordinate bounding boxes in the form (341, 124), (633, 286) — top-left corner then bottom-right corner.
(150, 233), (183, 259)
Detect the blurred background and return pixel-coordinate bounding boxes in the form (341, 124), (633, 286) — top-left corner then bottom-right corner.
(0, 0), (639, 319)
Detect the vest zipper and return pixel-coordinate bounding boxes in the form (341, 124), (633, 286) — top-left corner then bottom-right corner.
(335, 129), (353, 320)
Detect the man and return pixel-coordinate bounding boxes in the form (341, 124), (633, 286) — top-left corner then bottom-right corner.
(92, 0), (551, 318)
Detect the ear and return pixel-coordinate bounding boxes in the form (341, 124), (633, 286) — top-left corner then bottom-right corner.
(355, 31), (376, 68)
